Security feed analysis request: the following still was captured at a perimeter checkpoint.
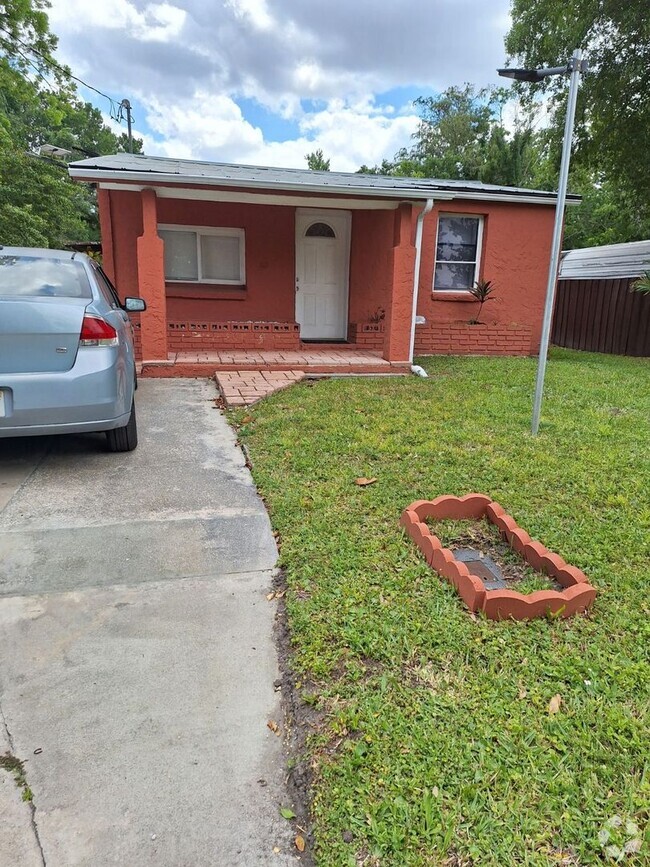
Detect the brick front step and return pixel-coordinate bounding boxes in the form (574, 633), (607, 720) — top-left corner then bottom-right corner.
(141, 362), (409, 378)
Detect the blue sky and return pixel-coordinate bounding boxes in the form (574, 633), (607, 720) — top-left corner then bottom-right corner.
(49, 0), (512, 172)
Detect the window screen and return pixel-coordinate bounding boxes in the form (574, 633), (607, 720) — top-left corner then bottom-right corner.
(159, 227), (244, 284)
(200, 234), (241, 281)
(160, 230), (199, 281)
(434, 216), (482, 291)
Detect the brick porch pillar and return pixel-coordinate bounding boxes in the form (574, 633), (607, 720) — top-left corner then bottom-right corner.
(383, 203), (416, 362)
(136, 188), (168, 362)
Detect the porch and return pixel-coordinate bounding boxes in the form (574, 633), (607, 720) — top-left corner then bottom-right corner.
(139, 344), (409, 405)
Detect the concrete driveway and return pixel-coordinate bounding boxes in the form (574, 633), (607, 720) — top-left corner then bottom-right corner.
(0, 379), (297, 866)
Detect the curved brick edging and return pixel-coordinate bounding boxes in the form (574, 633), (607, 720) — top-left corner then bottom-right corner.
(400, 495), (596, 620)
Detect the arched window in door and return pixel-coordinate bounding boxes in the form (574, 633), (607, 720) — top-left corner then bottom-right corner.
(305, 221), (336, 238)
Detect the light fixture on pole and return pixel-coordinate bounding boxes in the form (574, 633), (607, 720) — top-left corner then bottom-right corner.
(498, 49), (587, 435)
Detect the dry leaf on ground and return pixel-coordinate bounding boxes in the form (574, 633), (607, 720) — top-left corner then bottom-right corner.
(355, 477), (377, 487)
(295, 835), (306, 852)
(267, 720), (281, 735)
(548, 694), (562, 715)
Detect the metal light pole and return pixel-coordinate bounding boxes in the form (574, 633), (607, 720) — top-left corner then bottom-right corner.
(498, 49), (587, 434)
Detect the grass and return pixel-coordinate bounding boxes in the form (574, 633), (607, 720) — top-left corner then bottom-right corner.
(231, 349), (650, 866)
(426, 518), (553, 592)
(0, 752), (33, 801)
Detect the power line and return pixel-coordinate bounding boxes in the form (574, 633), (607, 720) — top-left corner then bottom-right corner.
(0, 25), (128, 122)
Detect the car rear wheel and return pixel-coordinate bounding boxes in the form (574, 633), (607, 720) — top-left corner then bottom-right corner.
(105, 400), (138, 452)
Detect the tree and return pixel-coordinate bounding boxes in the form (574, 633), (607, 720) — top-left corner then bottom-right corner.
(305, 148), (330, 171)
(0, 0), (142, 246)
(506, 0), (650, 241)
(358, 85), (545, 190)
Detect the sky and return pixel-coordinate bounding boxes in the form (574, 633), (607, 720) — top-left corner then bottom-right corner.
(46, 0), (513, 172)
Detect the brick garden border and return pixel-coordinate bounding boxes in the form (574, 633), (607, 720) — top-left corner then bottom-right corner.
(400, 494), (596, 620)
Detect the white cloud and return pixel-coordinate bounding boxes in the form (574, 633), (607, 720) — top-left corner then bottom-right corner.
(49, 0), (186, 42)
(48, 0), (510, 170)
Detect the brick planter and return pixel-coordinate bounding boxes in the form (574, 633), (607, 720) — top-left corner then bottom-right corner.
(400, 495), (596, 620)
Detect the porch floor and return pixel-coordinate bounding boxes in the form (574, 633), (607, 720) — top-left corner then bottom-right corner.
(139, 348), (410, 407)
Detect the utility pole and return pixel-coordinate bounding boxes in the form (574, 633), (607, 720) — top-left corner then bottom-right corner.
(121, 99), (133, 153)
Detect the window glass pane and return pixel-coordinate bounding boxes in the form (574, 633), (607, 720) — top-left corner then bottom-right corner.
(200, 234), (241, 282)
(436, 217), (479, 263)
(160, 230), (198, 280)
(435, 262), (476, 290)
(0, 256), (91, 297)
(92, 266), (120, 307)
(305, 222), (335, 238)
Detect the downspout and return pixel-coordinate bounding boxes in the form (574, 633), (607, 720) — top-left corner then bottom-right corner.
(409, 197), (434, 376)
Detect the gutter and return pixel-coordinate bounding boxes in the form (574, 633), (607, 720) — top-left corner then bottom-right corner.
(409, 198), (434, 376)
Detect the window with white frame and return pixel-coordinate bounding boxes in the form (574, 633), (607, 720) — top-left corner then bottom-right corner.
(158, 225), (246, 285)
(433, 215), (483, 291)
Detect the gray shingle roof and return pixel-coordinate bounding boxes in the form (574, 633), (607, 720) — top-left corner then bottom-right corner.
(559, 240), (650, 280)
(69, 153), (578, 205)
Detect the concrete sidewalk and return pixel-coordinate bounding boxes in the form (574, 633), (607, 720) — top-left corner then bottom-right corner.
(0, 380), (297, 866)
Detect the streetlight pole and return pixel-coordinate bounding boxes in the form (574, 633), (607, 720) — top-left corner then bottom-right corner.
(498, 49), (587, 434)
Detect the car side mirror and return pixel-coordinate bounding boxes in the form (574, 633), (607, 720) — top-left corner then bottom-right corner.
(124, 297), (146, 312)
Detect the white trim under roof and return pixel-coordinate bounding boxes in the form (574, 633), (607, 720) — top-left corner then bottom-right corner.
(97, 183), (403, 210)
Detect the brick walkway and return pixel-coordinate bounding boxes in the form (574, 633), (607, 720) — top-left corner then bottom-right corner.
(216, 370), (305, 407)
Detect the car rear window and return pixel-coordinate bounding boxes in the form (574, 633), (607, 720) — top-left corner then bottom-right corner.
(0, 256), (92, 298)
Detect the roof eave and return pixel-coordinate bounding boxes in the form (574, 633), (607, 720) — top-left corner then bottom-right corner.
(68, 166), (577, 206)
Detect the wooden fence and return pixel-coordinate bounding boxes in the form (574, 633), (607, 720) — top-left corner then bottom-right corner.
(552, 277), (650, 357)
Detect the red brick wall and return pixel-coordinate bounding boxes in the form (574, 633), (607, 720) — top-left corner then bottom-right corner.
(414, 323), (532, 355)
(166, 321), (300, 353)
(348, 322), (385, 351)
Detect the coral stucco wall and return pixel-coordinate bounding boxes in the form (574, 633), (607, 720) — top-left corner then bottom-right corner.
(414, 200), (555, 354)
(348, 209), (393, 323)
(100, 186), (556, 359)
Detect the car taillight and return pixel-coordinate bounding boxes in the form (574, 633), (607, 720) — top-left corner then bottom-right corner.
(79, 315), (118, 347)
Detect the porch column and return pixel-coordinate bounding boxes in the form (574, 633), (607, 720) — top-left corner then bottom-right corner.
(96, 188), (116, 283)
(383, 203), (416, 362)
(136, 188), (168, 362)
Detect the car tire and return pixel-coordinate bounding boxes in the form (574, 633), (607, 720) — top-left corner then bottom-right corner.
(105, 400), (138, 452)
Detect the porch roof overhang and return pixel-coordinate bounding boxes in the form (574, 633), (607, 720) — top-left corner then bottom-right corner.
(68, 154), (581, 208)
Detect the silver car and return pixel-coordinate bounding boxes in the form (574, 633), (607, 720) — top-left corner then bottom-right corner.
(0, 247), (146, 451)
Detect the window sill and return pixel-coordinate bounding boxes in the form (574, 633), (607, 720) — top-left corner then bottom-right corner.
(166, 283), (247, 300)
(431, 292), (475, 302)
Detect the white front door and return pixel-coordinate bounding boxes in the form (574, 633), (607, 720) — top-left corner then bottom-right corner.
(295, 209), (351, 340)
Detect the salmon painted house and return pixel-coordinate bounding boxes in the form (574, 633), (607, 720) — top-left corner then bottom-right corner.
(68, 154), (578, 374)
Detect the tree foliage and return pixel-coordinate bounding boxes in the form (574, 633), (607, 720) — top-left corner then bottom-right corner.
(359, 85), (544, 190)
(305, 148), (330, 171)
(506, 0), (650, 243)
(0, 0), (142, 247)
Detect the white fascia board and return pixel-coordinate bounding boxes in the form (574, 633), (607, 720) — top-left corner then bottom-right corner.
(96, 182), (402, 210)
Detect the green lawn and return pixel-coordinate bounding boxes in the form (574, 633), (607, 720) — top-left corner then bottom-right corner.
(232, 349), (650, 866)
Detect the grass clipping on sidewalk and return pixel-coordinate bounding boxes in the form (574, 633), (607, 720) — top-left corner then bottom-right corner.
(232, 349), (650, 867)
